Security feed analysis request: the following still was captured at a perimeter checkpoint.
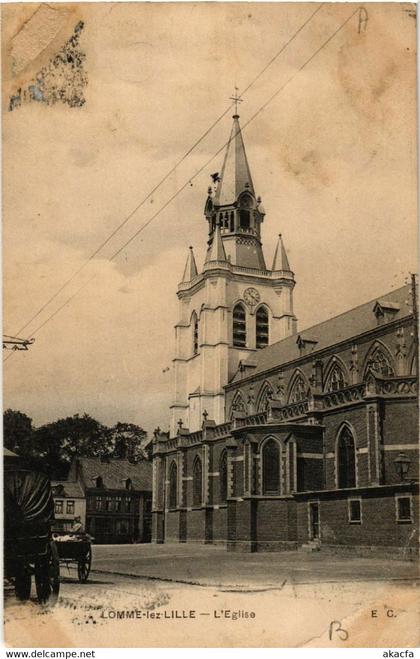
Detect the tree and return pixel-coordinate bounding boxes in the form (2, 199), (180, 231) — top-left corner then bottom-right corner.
(31, 413), (113, 476)
(3, 409), (34, 455)
(111, 422), (148, 462)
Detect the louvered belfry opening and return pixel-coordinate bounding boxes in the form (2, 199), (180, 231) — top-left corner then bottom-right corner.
(256, 306), (269, 348)
(233, 303), (246, 347)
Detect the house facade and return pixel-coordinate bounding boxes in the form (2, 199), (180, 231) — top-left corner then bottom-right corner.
(152, 112), (419, 556)
(51, 480), (86, 531)
(68, 457), (152, 544)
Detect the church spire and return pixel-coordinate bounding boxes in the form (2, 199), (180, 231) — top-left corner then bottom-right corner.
(214, 114), (255, 206)
(203, 112), (266, 271)
(205, 221), (227, 264)
(182, 246), (198, 282)
(272, 234), (291, 272)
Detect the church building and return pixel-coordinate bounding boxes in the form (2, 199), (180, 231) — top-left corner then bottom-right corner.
(152, 112), (419, 556)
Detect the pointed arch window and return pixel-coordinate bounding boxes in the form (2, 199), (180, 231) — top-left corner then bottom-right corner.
(230, 391), (247, 418)
(256, 306), (269, 349)
(169, 461), (178, 509)
(336, 426), (356, 489)
(233, 303), (247, 347)
(257, 382), (275, 413)
(288, 374), (308, 403)
(262, 438), (280, 494)
(219, 450), (228, 502)
(192, 313), (199, 356)
(368, 347), (394, 376)
(193, 456), (203, 506)
(325, 362), (347, 392)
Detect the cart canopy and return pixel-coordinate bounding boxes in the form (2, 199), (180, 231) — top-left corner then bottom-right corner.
(4, 469), (54, 530)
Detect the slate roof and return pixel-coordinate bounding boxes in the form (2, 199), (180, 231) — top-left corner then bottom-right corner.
(77, 457), (152, 492)
(51, 480), (85, 498)
(236, 284), (412, 380)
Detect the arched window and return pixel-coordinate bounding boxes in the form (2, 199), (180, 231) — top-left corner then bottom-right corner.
(336, 426), (356, 488)
(96, 476), (103, 489)
(369, 348), (394, 376)
(230, 391), (247, 419)
(257, 382), (275, 413)
(233, 303), (247, 347)
(193, 457), (203, 506)
(238, 194), (252, 230)
(169, 461), (178, 509)
(262, 438), (281, 494)
(125, 478), (132, 491)
(288, 374), (308, 403)
(256, 306), (269, 349)
(325, 362), (347, 392)
(192, 313), (199, 356)
(219, 450), (228, 502)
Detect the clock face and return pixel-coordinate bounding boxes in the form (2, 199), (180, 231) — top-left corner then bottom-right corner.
(243, 287), (261, 308)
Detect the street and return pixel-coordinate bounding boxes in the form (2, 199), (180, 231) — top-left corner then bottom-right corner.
(4, 544), (419, 647)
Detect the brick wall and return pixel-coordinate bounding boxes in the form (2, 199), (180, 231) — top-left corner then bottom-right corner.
(186, 509), (205, 541)
(165, 510), (180, 542)
(212, 506), (227, 542)
(313, 491), (418, 548)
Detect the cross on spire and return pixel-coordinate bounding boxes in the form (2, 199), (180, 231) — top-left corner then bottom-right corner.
(229, 86), (243, 116)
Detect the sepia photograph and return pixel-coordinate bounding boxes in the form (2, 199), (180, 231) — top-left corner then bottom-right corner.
(2, 1), (419, 650)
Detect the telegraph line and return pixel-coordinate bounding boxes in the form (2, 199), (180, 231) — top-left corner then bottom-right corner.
(5, 5), (359, 361)
(7, 3), (324, 343)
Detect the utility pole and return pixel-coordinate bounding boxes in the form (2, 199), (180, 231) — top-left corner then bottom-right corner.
(410, 273), (418, 376)
(2, 335), (34, 351)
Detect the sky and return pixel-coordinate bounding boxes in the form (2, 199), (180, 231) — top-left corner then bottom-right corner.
(3, 2), (417, 436)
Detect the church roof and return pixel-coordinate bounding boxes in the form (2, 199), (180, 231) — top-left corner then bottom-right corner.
(240, 285), (412, 379)
(214, 115), (255, 206)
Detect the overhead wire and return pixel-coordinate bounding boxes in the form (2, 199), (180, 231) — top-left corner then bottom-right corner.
(7, 3), (324, 343)
(5, 5), (359, 362)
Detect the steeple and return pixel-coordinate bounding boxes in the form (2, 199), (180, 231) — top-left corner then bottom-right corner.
(204, 113), (266, 270)
(214, 115), (255, 206)
(272, 234), (291, 272)
(182, 246), (198, 283)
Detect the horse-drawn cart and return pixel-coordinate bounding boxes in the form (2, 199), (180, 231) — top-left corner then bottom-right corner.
(4, 456), (60, 604)
(53, 532), (92, 583)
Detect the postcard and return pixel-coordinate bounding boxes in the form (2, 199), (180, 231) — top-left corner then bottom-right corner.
(2, 2), (418, 649)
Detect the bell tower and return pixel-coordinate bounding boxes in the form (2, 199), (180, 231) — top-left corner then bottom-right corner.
(170, 112), (297, 436)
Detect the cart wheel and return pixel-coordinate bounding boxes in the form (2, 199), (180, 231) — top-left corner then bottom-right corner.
(78, 546), (91, 583)
(35, 542), (60, 605)
(15, 572), (31, 601)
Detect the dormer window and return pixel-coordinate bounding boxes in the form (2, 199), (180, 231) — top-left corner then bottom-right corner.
(373, 300), (400, 326)
(296, 335), (318, 356)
